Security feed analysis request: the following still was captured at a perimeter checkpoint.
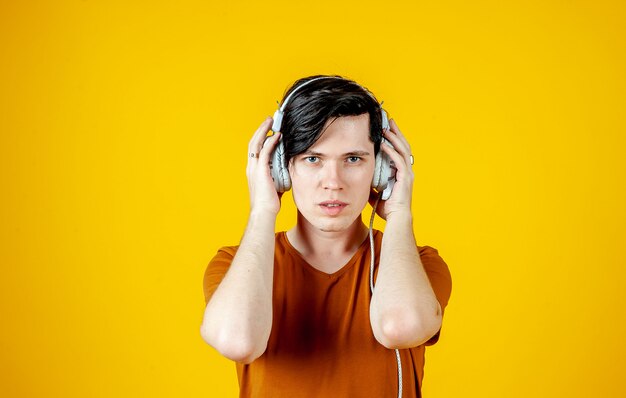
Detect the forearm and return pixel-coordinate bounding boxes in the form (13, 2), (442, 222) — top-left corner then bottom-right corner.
(370, 210), (442, 348)
(201, 210), (276, 363)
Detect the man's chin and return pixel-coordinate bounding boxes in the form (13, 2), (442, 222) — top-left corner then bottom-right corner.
(315, 218), (357, 233)
(318, 226), (344, 233)
(298, 209), (363, 233)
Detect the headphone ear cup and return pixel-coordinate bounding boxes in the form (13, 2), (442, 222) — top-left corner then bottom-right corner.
(272, 109), (284, 133)
(270, 140), (291, 192)
(372, 109), (392, 192)
(372, 147), (391, 192)
(381, 108), (389, 131)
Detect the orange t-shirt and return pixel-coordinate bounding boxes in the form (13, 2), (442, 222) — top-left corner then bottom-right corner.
(203, 230), (452, 397)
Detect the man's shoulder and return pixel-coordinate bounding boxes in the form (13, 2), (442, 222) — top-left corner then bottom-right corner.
(215, 245), (238, 258)
(417, 244), (441, 256)
(215, 232), (287, 259)
(415, 243), (448, 271)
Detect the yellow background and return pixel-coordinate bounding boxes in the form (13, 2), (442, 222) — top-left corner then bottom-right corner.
(1, 0), (625, 396)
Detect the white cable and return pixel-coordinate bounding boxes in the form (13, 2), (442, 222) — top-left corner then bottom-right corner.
(394, 349), (403, 398)
(369, 192), (403, 398)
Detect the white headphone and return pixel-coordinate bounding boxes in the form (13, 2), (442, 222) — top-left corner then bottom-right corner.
(269, 76), (396, 200)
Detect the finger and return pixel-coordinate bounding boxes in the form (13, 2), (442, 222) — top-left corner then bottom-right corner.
(257, 132), (281, 163)
(249, 116), (273, 149)
(385, 119), (412, 155)
(388, 119), (409, 142)
(381, 139), (412, 175)
(389, 119), (404, 136)
(382, 130), (411, 160)
(248, 117), (274, 152)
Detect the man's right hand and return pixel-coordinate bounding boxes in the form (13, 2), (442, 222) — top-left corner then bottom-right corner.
(246, 117), (283, 215)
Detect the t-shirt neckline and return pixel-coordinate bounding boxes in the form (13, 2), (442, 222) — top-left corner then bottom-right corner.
(279, 230), (379, 279)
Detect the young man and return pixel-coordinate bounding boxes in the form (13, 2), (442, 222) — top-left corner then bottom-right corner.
(201, 75), (452, 397)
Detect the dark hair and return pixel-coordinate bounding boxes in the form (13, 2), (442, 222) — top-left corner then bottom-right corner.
(279, 75), (384, 165)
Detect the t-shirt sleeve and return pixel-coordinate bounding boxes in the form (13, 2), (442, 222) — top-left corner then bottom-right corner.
(418, 245), (452, 346)
(203, 246), (238, 306)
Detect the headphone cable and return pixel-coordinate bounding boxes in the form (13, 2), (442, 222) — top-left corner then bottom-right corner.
(369, 191), (403, 398)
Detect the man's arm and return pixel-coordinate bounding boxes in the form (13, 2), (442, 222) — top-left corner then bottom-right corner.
(369, 211), (442, 349)
(200, 117), (281, 363)
(200, 210), (276, 363)
(368, 118), (442, 349)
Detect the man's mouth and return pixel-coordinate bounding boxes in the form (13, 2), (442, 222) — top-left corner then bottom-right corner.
(319, 201), (348, 215)
(320, 200), (348, 206)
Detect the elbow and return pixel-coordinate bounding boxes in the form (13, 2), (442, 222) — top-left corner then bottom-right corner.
(200, 322), (267, 364)
(373, 308), (442, 349)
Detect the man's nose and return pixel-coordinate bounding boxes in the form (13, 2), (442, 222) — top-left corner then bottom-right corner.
(321, 161), (343, 190)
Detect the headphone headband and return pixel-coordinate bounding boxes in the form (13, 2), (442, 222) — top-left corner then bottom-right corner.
(272, 76), (388, 133)
(278, 76), (340, 112)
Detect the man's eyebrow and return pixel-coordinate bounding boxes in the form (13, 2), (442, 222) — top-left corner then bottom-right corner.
(300, 150), (371, 156)
(344, 151), (371, 156)
(301, 150), (324, 156)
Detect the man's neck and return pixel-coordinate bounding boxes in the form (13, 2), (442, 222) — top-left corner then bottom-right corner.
(286, 212), (370, 273)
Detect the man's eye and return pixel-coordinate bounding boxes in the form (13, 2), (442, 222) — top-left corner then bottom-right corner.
(305, 156), (319, 163)
(347, 156), (361, 163)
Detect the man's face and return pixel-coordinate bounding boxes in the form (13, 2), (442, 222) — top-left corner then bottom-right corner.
(289, 113), (375, 233)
